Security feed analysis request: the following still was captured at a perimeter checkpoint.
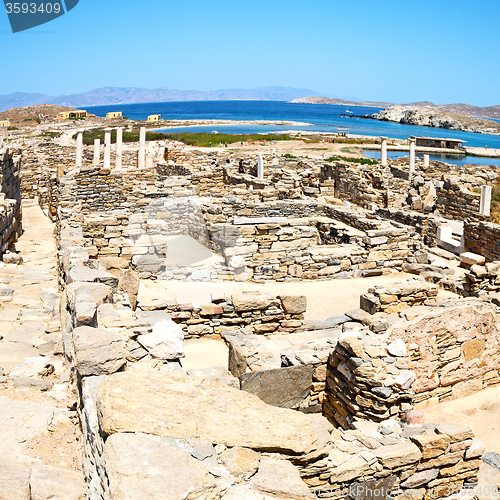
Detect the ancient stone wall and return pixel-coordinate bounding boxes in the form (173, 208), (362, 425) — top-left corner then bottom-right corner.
(464, 219), (500, 262)
(435, 180), (482, 221)
(360, 280), (439, 315)
(389, 304), (500, 405)
(0, 146), (22, 256)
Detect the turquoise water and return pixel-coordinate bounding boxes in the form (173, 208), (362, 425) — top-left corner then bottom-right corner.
(86, 101), (500, 149)
(363, 150), (500, 168)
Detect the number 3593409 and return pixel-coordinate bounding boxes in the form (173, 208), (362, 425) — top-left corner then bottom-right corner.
(5, 3), (62, 14)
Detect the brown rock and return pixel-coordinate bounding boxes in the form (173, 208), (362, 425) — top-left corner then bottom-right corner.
(279, 295), (307, 315)
(220, 447), (260, 478)
(410, 432), (450, 459)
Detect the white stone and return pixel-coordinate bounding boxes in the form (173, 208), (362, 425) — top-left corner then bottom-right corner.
(380, 136), (388, 166)
(465, 438), (486, 459)
(93, 139), (100, 165)
(139, 127), (146, 168)
(423, 154), (430, 167)
(460, 252), (486, 266)
(394, 370), (416, 390)
(104, 129), (111, 170)
(137, 320), (185, 360)
(9, 356), (53, 378)
(480, 185), (492, 216)
(115, 127), (123, 170)
(387, 339), (407, 357)
(257, 153), (264, 180)
(75, 133), (83, 168)
(409, 138), (416, 177)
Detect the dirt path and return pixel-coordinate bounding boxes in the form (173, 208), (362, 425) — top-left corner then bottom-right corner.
(0, 201), (84, 495)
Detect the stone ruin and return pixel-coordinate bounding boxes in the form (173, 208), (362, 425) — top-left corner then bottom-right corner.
(1, 130), (500, 499)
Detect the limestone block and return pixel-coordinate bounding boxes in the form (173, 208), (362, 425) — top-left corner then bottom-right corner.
(250, 457), (311, 499)
(220, 447), (260, 479)
(102, 433), (223, 500)
(73, 326), (126, 377)
(232, 293), (274, 312)
(97, 369), (332, 456)
(279, 295), (307, 315)
(374, 441), (422, 468)
(137, 320), (185, 360)
(240, 364), (314, 409)
(29, 464), (86, 500)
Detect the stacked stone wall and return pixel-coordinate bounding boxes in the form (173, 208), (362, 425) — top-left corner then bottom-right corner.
(464, 219), (500, 262)
(0, 147), (22, 256)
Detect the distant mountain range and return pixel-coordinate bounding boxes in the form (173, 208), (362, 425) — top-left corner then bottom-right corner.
(0, 86), (322, 112)
(291, 96), (500, 120)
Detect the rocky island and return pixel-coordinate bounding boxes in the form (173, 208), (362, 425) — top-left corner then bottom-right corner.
(370, 107), (500, 135)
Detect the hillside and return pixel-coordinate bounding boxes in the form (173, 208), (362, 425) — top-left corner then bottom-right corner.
(372, 107), (500, 135)
(292, 96), (500, 120)
(0, 86), (322, 112)
(290, 96), (392, 108)
(0, 104), (83, 124)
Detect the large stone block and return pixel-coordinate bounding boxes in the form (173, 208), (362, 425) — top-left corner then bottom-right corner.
(97, 368), (332, 456)
(73, 326), (126, 377)
(240, 364), (314, 409)
(102, 433), (223, 500)
(232, 293), (274, 312)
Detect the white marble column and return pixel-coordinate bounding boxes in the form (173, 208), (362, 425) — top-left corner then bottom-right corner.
(380, 136), (388, 166)
(257, 153), (264, 180)
(409, 138), (416, 177)
(480, 185), (492, 216)
(138, 127), (146, 168)
(76, 133), (83, 167)
(93, 139), (100, 165)
(423, 154), (430, 167)
(104, 128), (111, 170)
(116, 127), (123, 170)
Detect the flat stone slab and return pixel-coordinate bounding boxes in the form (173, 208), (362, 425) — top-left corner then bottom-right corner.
(233, 217), (288, 226)
(102, 432), (224, 500)
(240, 364), (314, 409)
(0, 341), (40, 372)
(97, 367), (332, 456)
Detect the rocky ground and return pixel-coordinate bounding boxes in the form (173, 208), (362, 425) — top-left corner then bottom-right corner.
(0, 201), (84, 499)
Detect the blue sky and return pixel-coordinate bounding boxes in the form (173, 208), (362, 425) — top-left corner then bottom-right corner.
(0, 0), (499, 106)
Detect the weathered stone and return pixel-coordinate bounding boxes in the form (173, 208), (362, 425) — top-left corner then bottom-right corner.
(227, 338), (247, 378)
(137, 320), (185, 360)
(460, 252), (486, 267)
(435, 423), (474, 443)
(0, 462), (30, 500)
(73, 326), (126, 377)
(119, 269), (140, 310)
(97, 368), (332, 455)
(374, 441), (422, 468)
(387, 339), (407, 357)
(400, 468), (439, 488)
(67, 265), (119, 291)
(462, 338), (485, 361)
(250, 457), (311, 499)
(280, 295), (307, 315)
(240, 364), (314, 409)
(220, 446), (260, 478)
(232, 293), (274, 312)
(348, 475), (397, 500)
(329, 454), (371, 483)
(410, 432), (450, 459)
(103, 432), (224, 500)
(66, 282), (113, 311)
(465, 438), (486, 459)
(29, 464), (86, 500)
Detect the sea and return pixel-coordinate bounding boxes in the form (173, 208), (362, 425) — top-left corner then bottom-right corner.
(86, 101), (500, 166)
